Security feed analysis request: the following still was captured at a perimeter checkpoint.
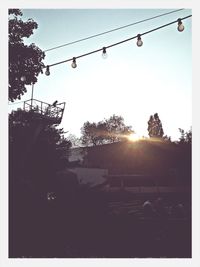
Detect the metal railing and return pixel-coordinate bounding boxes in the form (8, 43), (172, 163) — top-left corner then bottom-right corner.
(23, 98), (65, 124)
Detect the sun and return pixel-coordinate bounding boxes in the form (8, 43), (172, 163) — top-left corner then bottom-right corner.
(127, 133), (141, 142)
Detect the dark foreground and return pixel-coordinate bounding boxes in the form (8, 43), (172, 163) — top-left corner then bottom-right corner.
(9, 189), (191, 258)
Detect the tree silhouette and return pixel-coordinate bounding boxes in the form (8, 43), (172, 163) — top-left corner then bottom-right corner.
(81, 121), (101, 146)
(9, 9), (45, 102)
(9, 109), (111, 258)
(81, 115), (133, 146)
(147, 113), (164, 138)
(178, 128), (192, 144)
(9, 109), (75, 257)
(105, 115), (133, 143)
(9, 109), (72, 191)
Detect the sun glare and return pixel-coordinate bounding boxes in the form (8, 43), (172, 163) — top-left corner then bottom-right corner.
(127, 133), (141, 142)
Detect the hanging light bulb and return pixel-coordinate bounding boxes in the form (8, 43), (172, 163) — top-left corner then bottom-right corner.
(45, 65), (50, 76)
(102, 47), (108, 59)
(20, 76), (26, 82)
(71, 57), (77, 68)
(177, 18), (184, 32)
(136, 34), (143, 47)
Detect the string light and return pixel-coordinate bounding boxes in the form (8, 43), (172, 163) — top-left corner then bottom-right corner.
(43, 15), (191, 74)
(45, 65), (50, 76)
(177, 18), (184, 32)
(102, 47), (108, 59)
(136, 34), (143, 47)
(71, 57), (77, 68)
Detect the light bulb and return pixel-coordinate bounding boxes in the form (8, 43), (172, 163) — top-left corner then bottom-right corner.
(102, 47), (108, 59)
(71, 57), (77, 68)
(45, 65), (50, 76)
(20, 76), (26, 82)
(177, 19), (184, 32)
(136, 34), (143, 47)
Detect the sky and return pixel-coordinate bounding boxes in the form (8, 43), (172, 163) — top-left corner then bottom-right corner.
(8, 8), (192, 141)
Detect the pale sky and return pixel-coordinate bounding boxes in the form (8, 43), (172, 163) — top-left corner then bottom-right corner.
(8, 9), (192, 141)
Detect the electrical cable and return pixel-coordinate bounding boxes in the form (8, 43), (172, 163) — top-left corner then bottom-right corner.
(46, 15), (191, 69)
(44, 9), (184, 53)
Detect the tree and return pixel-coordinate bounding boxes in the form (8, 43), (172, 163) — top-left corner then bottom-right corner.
(81, 121), (101, 146)
(9, 9), (45, 102)
(178, 128), (192, 144)
(175, 128), (192, 186)
(147, 113), (164, 138)
(105, 115), (133, 143)
(80, 115), (133, 146)
(9, 109), (72, 189)
(9, 109), (78, 257)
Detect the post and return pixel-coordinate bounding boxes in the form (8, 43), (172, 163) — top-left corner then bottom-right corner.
(31, 83), (34, 109)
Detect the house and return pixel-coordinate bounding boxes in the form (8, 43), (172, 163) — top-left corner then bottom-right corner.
(66, 140), (191, 190)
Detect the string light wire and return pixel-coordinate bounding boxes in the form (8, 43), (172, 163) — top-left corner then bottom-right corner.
(9, 14), (191, 105)
(44, 9), (184, 53)
(45, 15), (191, 70)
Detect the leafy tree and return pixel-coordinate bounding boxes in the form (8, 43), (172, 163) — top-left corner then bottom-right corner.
(80, 115), (133, 146)
(178, 128), (192, 144)
(9, 108), (77, 257)
(9, 109), (72, 189)
(105, 115), (133, 143)
(81, 121), (100, 146)
(81, 120), (111, 146)
(147, 113), (164, 138)
(9, 9), (45, 102)
(175, 128), (192, 186)
(9, 109), (110, 258)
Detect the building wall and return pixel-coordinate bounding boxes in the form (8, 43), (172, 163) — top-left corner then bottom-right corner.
(69, 167), (108, 187)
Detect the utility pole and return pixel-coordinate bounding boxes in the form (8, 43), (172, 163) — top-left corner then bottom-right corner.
(31, 83), (34, 109)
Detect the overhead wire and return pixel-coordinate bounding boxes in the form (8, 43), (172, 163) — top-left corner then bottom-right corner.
(43, 9), (184, 53)
(45, 15), (192, 69)
(9, 12), (191, 105)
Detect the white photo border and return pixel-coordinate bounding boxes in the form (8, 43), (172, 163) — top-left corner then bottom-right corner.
(0, 1), (199, 267)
